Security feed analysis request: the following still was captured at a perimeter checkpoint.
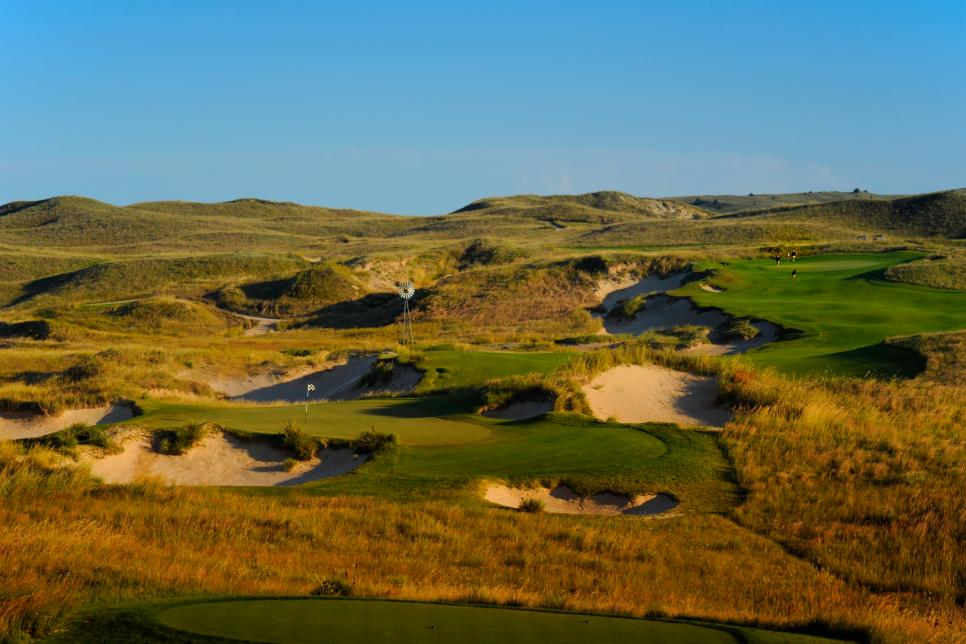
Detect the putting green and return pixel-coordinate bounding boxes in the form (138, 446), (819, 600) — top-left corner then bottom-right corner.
(679, 251), (966, 377)
(154, 598), (845, 644)
(135, 397), (492, 447)
(156, 599), (731, 644)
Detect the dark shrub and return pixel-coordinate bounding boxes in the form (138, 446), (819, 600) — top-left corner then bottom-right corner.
(353, 429), (397, 454)
(157, 423), (207, 455)
(519, 499), (545, 513)
(283, 421), (316, 460)
(310, 577), (352, 596)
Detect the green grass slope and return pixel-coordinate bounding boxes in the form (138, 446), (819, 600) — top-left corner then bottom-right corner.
(678, 251), (966, 376)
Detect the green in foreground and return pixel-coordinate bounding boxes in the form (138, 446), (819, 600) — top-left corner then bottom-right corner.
(52, 598), (848, 644)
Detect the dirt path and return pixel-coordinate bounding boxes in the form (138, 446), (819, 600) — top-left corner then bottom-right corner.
(582, 364), (731, 428)
(0, 404), (134, 440)
(484, 484), (678, 516)
(85, 431), (364, 486)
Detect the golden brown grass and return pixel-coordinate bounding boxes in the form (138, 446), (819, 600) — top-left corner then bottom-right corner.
(0, 446), (960, 643)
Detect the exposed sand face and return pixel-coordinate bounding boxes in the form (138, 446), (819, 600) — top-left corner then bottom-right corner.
(601, 294), (781, 356)
(582, 364), (731, 428)
(484, 484), (678, 516)
(483, 400), (553, 421)
(205, 356), (421, 403)
(0, 404), (134, 440)
(85, 431), (364, 486)
(700, 283), (724, 293)
(689, 320), (780, 356)
(595, 272), (689, 314)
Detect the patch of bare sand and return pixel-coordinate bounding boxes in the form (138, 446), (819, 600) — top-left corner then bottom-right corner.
(203, 355), (420, 403)
(595, 272), (689, 314)
(0, 404), (134, 440)
(483, 400), (553, 421)
(85, 431), (364, 486)
(582, 364), (731, 428)
(700, 283), (724, 293)
(688, 320), (780, 356)
(484, 484), (678, 516)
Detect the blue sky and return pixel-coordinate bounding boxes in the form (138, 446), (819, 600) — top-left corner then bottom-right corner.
(2, 1), (964, 214)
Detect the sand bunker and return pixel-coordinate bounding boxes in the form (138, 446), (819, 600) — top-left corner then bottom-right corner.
(483, 400), (553, 421)
(206, 356), (421, 403)
(485, 484), (678, 516)
(582, 364), (731, 428)
(700, 283), (724, 293)
(595, 272), (689, 313)
(85, 431), (364, 486)
(0, 404), (134, 440)
(601, 294), (780, 355)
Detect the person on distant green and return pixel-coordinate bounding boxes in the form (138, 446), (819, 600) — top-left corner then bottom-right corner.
(792, 269), (798, 279)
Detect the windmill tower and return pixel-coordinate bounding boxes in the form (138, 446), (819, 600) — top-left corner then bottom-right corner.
(398, 281), (416, 346)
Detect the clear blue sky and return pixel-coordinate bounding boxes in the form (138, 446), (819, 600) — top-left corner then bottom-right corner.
(2, 1), (964, 214)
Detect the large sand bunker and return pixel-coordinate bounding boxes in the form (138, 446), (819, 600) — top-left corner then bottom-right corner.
(485, 484), (678, 516)
(85, 431), (363, 486)
(206, 356), (421, 403)
(0, 404), (134, 440)
(595, 271), (689, 312)
(601, 294), (780, 355)
(583, 364), (731, 428)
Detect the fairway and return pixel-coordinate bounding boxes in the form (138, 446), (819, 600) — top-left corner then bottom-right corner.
(154, 598), (840, 644)
(414, 349), (574, 393)
(679, 251), (966, 377)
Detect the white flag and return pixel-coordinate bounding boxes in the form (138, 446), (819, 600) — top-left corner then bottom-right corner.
(307, 384), (316, 392)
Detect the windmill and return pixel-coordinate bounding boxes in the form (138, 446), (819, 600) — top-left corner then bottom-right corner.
(398, 281), (416, 346)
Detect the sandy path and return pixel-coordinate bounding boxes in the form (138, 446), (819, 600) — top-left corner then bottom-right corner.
(582, 364), (731, 428)
(485, 484), (678, 516)
(483, 400), (553, 421)
(86, 431), (364, 486)
(0, 404), (134, 440)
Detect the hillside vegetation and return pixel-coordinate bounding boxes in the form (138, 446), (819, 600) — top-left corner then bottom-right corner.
(668, 190), (889, 215)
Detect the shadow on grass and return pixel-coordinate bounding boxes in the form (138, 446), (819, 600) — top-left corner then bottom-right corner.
(816, 342), (926, 379)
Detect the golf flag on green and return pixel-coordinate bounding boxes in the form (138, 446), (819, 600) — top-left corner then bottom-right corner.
(305, 383), (316, 425)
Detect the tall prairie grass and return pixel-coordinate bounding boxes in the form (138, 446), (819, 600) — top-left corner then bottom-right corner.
(2, 447), (960, 643)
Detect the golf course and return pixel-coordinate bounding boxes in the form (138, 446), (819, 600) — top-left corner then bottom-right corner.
(677, 251), (966, 377)
(2, 191), (965, 644)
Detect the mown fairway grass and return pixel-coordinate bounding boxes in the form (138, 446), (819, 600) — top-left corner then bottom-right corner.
(414, 348), (574, 393)
(678, 251), (966, 377)
(146, 598), (841, 644)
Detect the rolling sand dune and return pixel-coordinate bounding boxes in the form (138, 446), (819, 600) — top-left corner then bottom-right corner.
(485, 484), (678, 516)
(583, 364), (731, 428)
